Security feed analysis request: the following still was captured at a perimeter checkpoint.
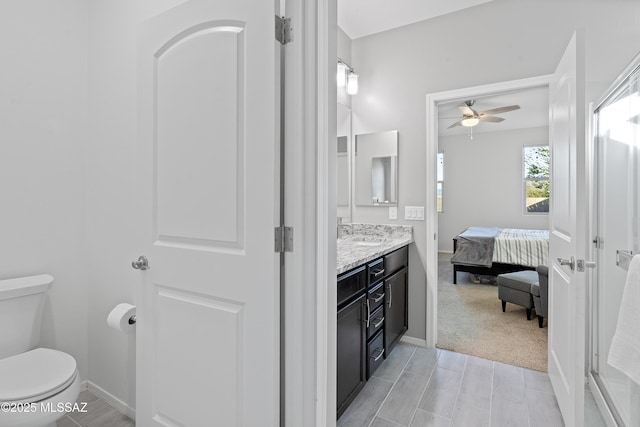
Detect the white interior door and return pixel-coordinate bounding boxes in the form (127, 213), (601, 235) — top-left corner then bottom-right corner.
(547, 31), (586, 427)
(136, 1), (280, 426)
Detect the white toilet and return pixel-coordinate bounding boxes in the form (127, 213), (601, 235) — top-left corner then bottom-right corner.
(0, 275), (81, 427)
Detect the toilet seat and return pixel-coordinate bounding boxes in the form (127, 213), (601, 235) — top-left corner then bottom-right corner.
(0, 348), (77, 403)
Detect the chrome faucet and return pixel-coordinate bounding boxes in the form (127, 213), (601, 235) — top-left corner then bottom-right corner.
(337, 218), (353, 239)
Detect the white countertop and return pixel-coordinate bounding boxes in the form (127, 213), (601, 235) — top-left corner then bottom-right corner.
(337, 224), (413, 275)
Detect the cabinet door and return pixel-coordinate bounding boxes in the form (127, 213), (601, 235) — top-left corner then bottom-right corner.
(337, 294), (366, 418)
(385, 267), (407, 353)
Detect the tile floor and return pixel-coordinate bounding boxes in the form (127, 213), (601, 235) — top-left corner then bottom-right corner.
(338, 342), (565, 427)
(50, 349), (606, 427)
(56, 390), (134, 427)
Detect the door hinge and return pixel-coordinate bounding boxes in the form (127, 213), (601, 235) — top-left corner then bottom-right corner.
(275, 226), (293, 253)
(275, 15), (292, 45)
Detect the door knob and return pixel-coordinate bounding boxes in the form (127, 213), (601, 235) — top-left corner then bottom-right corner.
(131, 255), (149, 270)
(557, 256), (575, 271)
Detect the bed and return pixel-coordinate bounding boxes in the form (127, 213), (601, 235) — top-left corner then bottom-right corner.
(451, 227), (549, 284)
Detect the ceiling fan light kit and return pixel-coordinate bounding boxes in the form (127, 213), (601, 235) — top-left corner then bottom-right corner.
(461, 117), (479, 127)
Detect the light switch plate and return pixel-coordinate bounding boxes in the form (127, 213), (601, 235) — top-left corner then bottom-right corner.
(389, 206), (397, 220)
(405, 206), (425, 221)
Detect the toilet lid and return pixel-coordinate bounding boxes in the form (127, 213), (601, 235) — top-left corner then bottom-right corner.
(0, 348), (77, 403)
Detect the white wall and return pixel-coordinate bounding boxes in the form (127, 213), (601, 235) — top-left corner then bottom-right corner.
(0, 1), (89, 379)
(350, 0), (640, 341)
(85, 0), (189, 412)
(438, 127), (549, 252)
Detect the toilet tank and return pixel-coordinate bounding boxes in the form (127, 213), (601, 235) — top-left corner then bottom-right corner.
(0, 274), (53, 359)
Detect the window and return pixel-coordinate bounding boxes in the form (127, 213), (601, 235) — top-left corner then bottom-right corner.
(523, 145), (550, 213)
(437, 152), (444, 212)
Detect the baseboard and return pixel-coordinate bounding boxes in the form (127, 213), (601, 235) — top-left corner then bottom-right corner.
(83, 380), (136, 420)
(400, 335), (427, 347)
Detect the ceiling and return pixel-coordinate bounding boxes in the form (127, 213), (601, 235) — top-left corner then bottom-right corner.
(438, 88), (549, 137)
(337, 0), (493, 39)
(336, 0), (547, 136)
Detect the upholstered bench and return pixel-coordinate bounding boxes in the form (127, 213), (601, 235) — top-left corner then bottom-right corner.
(496, 270), (538, 320)
(532, 266), (549, 328)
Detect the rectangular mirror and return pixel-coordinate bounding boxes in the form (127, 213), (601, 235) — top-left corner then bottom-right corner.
(337, 104), (351, 220)
(337, 136), (349, 206)
(355, 130), (398, 206)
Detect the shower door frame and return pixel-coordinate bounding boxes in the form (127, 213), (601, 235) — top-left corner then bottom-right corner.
(589, 51), (640, 427)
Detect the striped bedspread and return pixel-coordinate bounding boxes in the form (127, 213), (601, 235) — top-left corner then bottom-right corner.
(492, 228), (549, 267)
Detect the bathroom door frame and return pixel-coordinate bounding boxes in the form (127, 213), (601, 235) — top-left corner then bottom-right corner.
(424, 74), (553, 347)
(283, 0), (336, 425)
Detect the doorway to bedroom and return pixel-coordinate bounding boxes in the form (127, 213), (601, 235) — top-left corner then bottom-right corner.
(427, 80), (552, 372)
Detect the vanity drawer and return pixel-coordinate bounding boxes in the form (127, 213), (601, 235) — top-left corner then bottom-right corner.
(368, 282), (385, 313)
(367, 305), (385, 339)
(368, 258), (385, 284)
(338, 266), (367, 307)
(384, 246), (408, 276)
(367, 330), (385, 379)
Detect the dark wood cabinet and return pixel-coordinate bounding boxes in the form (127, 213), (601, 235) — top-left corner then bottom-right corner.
(337, 294), (366, 418)
(385, 267), (408, 353)
(337, 245), (409, 420)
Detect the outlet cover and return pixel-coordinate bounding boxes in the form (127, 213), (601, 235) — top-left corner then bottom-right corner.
(389, 206), (397, 220)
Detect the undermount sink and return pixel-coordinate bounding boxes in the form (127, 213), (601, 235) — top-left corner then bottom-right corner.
(338, 236), (388, 247)
(353, 241), (382, 247)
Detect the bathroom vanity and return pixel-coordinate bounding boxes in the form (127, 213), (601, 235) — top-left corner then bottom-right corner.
(336, 224), (412, 418)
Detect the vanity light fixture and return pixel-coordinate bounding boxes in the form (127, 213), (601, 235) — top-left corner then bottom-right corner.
(337, 61), (347, 87)
(346, 72), (359, 95)
(338, 58), (358, 95)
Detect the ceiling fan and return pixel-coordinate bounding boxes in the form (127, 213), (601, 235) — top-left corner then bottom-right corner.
(447, 100), (521, 129)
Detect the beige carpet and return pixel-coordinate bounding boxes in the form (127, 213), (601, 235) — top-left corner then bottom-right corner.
(437, 253), (548, 372)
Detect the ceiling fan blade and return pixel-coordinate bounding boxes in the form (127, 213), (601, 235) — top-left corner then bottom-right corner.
(447, 119), (465, 129)
(479, 116), (505, 123)
(479, 105), (520, 116)
(458, 105), (475, 116)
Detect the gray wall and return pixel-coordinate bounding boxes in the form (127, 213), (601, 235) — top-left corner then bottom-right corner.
(438, 127), (550, 253)
(349, 0), (640, 342)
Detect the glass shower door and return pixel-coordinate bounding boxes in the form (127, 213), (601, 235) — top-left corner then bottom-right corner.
(593, 64), (640, 426)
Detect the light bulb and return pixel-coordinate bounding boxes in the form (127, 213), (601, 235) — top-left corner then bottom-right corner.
(337, 62), (347, 87)
(346, 72), (358, 95)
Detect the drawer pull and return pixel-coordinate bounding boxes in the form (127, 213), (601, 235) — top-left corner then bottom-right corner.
(365, 299), (370, 328)
(372, 268), (385, 278)
(373, 316), (385, 329)
(372, 348), (385, 362)
(372, 293), (384, 303)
